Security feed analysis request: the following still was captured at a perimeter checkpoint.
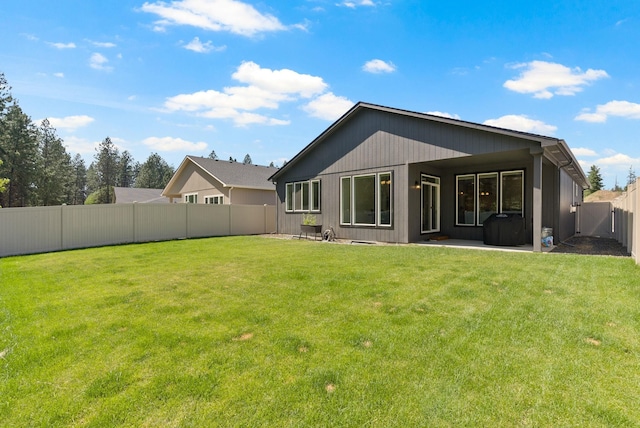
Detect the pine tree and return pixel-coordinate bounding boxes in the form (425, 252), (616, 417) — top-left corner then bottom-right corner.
(586, 165), (603, 196)
(243, 154), (252, 165)
(68, 154), (87, 205)
(34, 119), (73, 206)
(94, 137), (119, 203)
(116, 150), (137, 187)
(626, 165), (637, 190)
(0, 104), (38, 207)
(135, 153), (174, 189)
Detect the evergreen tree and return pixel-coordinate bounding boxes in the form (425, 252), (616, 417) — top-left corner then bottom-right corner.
(135, 153), (174, 189)
(243, 154), (252, 165)
(0, 104), (38, 207)
(94, 137), (119, 203)
(626, 165), (637, 190)
(208, 150), (218, 160)
(116, 150), (137, 187)
(586, 165), (603, 196)
(268, 161), (275, 168)
(34, 119), (73, 206)
(68, 154), (87, 205)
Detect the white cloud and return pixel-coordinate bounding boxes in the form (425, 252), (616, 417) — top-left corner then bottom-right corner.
(140, 0), (286, 37)
(62, 136), (100, 155)
(91, 41), (117, 48)
(48, 42), (76, 49)
(483, 114), (557, 135)
(53, 72), (64, 78)
(426, 111), (461, 120)
(183, 36), (225, 53)
(142, 136), (208, 151)
(362, 59), (396, 74)
(89, 53), (113, 71)
(572, 147), (598, 157)
(46, 115), (95, 130)
(503, 60), (608, 99)
(575, 100), (640, 123)
(303, 93), (354, 121)
(339, 0), (376, 8)
(164, 61), (329, 125)
(232, 61), (327, 98)
(597, 153), (640, 167)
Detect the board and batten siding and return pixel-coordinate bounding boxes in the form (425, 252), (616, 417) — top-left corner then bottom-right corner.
(275, 108), (545, 243)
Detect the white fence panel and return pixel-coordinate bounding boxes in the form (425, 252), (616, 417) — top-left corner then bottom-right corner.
(0, 203), (276, 258)
(187, 204), (230, 238)
(134, 204), (187, 242)
(62, 204), (134, 250)
(0, 206), (63, 257)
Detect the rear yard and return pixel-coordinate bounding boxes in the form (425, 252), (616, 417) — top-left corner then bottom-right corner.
(1, 236), (639, 426)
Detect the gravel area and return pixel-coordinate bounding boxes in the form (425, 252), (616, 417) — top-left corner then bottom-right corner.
(551, 236), (629, 257)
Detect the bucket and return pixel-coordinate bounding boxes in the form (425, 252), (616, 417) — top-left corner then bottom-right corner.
(541, 227), (553, 247)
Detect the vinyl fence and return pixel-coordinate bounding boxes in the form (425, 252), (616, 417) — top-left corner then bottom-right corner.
(611, 180), (640, 264)
(0, 203), (276, 258)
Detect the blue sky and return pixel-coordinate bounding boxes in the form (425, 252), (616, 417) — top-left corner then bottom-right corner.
(1, 0), (639, 189)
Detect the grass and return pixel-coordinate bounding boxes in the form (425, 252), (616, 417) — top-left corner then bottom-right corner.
(1, 236), (640, 427)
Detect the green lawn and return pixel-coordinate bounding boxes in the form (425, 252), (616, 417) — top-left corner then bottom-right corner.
(1, 236), (640, 427)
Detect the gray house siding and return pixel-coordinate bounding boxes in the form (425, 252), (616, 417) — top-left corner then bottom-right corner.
(271, 103), (588, 248)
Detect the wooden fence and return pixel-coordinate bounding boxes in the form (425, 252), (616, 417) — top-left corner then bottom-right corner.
(611, 180), (640, 264)
(0, 203), (276, 258)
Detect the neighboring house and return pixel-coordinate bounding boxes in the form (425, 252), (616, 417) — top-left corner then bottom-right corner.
(162, 156), (278, 205)
(114, 187), (172, 204)
(269, 102), (589, 251)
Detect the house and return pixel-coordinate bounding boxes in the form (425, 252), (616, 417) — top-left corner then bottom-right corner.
(114, 187), (172, 204)
(269, 102), (589, 251)
(162, 156), (278, 205)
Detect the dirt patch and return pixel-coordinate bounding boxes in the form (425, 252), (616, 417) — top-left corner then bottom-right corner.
(585, 337), (601, 346)
(325, 383), (336, 393)
(551, 236), (629, 257)
(233, 333), (254, 341)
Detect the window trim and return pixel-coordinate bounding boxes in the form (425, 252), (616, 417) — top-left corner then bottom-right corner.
(340, 171), (393, 228)
(455, 169), (524, 226)
(204, 195), (224, 204)
(456, 174), (476, 226)
(285, 179), (321, 213)
(184, 193), (198, 204)
(477, 172), (498, 226)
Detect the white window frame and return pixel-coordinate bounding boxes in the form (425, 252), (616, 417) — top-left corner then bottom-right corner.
(184, 193), (198, 204)
(421, 174), (440, 234)
(204, 195), (224, 204)
(456, 174), (476, 226)
(500, 170), (524, 216)
(285, 179), (321, 213)
(340, 171), (392, 227)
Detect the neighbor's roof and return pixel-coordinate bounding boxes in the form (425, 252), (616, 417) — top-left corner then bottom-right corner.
(163, 156), (279, 197)
(114, 187), (171, 204)
(269, 101), (589, 188)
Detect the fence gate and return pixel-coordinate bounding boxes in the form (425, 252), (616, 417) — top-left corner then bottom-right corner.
(578, 202), (614, 238)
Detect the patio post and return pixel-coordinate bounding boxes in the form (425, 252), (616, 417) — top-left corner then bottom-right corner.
(532, 149), (543, 252)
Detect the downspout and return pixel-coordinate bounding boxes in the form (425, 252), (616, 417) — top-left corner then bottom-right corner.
(273, 181), (278, 234)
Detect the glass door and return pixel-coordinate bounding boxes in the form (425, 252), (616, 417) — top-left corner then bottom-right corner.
(421, 175), (440, 233)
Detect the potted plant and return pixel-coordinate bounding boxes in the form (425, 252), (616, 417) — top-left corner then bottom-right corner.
(300, 214), (322, 240)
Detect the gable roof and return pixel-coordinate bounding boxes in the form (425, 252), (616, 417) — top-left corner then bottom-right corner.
(114, 187), (171, 204)
(163, 156), (279, 196)
(269, 102), (588, 188)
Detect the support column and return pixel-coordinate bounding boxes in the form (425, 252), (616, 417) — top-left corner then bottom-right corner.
(532, 149), (543, 252)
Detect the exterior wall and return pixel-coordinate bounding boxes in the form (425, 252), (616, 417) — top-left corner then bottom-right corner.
(557, 167), (581, 241)
(273, 107), (579, 246)
(0, 204), (276, 258)
(230, 188), (276, 206)
(167, 162), (275, 205)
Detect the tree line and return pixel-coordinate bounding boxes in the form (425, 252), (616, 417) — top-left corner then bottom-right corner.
(0, 72), (176, 207)
(586, 164), (637, 196)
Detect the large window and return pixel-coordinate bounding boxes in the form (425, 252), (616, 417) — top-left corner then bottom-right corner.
(341, 172), (392, 227)
(204, 195), (223, 204)
(457, 175), (475, 225)
(501, 171), (523, 215)
(184, 193), (198, 204)
(456, 170), (523, 226)
(285, 180), (320, 212)
(478, 173), (498, 224)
